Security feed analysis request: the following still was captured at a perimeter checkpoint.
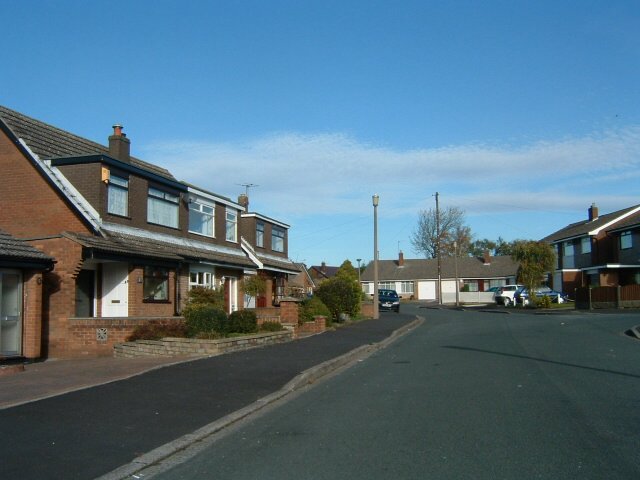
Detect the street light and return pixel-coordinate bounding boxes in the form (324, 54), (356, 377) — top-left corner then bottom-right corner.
(356, 258), (362, 286)
(372, 194), (379, 320)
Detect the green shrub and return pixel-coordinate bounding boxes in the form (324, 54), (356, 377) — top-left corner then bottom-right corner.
(537, 295), (552, 309)
(315, 277), (361, 322)
(260, 321), (284, 332)
(299, 296), (332, 325)
(184, 304), (228, 337)
(228, 309), (258, 334)
(127, 320), (187, 341)
(185, 286), (225, 310)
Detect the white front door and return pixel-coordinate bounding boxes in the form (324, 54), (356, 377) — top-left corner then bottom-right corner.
(227, 277), (238, 313)
(102, 263), (129, 317)
(0, 269), (22, 356)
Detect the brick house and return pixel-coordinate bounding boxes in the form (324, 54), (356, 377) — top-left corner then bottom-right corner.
(0, 105), (299, 359)
(308, 262), (340, 286)
(543, 203), (640, 294)
(360, 251), (519, 303)
(0, 229), (54, 359)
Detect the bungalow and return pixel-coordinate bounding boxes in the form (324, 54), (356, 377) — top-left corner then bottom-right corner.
(0, 105), (299, 359)
(360, 251), (519, 304)
(543, 203), (640, 294)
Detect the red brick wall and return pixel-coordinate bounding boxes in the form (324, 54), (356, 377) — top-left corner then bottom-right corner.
(0, 131), (92, 237)
(21, 271), (44, 359)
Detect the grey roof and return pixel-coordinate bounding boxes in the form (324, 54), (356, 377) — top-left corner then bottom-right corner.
(0, 229), (54, 268)
(361, 255), (519, 281)
(542, 205), (640, 243)
(63, 231), (255, 268)
(0, 105), (174, 180)
(606, 213), (640, 233)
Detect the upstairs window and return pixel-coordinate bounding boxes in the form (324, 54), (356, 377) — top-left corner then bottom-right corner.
(621, 231), (632, 250)
(148, 187), (179, 228)
(272, 226), (285, 252)
(107, 175), (129, 216)
(189, 201), (214, 237)
(581, 237), (591, 254)
(226, 209), (238, 242)
(256, 221), (265, 248)
(563, 241), (575, 269)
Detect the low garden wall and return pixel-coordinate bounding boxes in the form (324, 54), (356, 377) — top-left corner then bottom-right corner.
(114, 330), (293, 358)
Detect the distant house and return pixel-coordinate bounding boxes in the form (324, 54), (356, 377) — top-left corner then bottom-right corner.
(0, 105), (298, 358)
(0, 229), (54, 359)
(360, 251), (519, 303)
(287, 263), (316, 298)
(308, 262), (340, 286)
(543, 203), (640, 295)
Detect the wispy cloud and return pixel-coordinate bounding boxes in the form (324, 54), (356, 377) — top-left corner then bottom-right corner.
(141, 125), (640, 220)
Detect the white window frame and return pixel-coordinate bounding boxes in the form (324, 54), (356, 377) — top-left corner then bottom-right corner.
(621, 231), (632, 250)
(272, 226), (285, 252)
(148, 187), (179, 228)
(189, 201), (215, 237)
(189, 270), (215, 289)
(399, 281), (414, 294)
(226, 208), (238, 242)
(107, 174), (129, 216)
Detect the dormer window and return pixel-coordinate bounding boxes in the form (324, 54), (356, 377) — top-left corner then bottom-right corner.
(621, 231), (632, 250)
(107, 174), (129, 216)
(189, 201), (214, 237)
(226, 209), (238, 242)
(148, 187), (179, 228)
(272, 226), (285, 252)
(256, 221), (265, 248)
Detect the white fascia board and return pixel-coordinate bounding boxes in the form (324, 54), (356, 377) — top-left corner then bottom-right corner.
(186, 186), (244, 210)
(241, 212), (290, 229)
(588, 206), (640, 236)
(240, 237), (264, 269)
(19, 139), (103, 233)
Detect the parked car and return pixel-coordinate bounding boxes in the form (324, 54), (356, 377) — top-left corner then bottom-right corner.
(378, 289), (400, 312)
(513, 286), (568, 306)
(494, 284), (523, 307)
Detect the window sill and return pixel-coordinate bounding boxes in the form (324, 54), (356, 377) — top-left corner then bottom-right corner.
(143, 299), (171, 304)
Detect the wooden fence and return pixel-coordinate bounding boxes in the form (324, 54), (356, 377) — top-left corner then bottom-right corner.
(575, 285), (640, 309)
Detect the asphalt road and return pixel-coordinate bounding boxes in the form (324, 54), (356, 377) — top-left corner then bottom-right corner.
(0, 315), (415, 480)
(149, 306), (640, 480)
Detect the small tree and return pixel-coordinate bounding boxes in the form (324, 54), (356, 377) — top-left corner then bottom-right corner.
(241, 275), (267, 307)
(411, 206), (471, 259)
(336, 260), (358, 282)
(511, 240), (556, 306)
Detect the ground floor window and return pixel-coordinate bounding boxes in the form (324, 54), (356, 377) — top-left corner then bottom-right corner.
(144, 267), (169, 301)
(189, 270), (214, 289)
(462, 280), (479, 292)
(399, 281), (414, 294)
(379, 282), (394, 290)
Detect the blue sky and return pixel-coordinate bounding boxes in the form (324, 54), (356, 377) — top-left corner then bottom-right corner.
(2, 1), (639, 267)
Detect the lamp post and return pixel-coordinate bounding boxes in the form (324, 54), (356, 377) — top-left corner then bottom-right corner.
(372, 194), (380, 320)
(356, 258), (362, 285)
(454, 241), (460, 307)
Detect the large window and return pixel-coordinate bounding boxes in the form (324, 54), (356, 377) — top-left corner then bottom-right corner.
(399, 281), (414, 294)
(107, 175), (129, 216)
(563, 241), (575, 268)
(148, 187), (179, 228)
(144, 267), (169, 301)
(621, 231), (632, 250)
(581, 237), (591, 254)
(272, 226), (285, 252)
(189, 201), (214, 237)
(256, 221), (265, 248)
(226, 209), (238, 242)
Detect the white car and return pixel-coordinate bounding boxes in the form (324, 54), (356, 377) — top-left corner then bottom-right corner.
(494, 284), (523, 307)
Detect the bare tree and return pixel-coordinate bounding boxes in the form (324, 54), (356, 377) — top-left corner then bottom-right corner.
(411, 206), (471, 259)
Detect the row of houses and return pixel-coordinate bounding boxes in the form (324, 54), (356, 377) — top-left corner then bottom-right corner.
(358, 204), (640, 302)
(0, 105), (300, 360)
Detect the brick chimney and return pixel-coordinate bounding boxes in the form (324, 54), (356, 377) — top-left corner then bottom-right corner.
(320, 262), (326, 273)
(108, 124), (131, 163)
(483, 250), (491, 265)
(398, 251), (404, 266)
(588, 203), (599, 221)
(238, 194), (249, 211)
